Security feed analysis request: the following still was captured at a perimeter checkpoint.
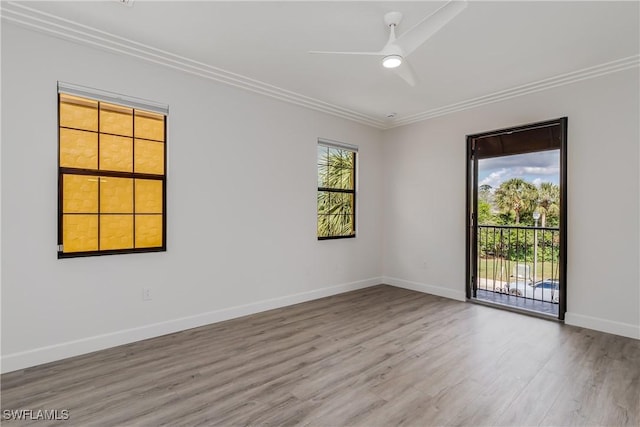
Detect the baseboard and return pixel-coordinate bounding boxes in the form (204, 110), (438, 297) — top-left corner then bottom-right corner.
(565, 312), (640, 340)
(383, 277), (639, 340)
(1, 277), (382, 373)
(382, 276), (466, 302)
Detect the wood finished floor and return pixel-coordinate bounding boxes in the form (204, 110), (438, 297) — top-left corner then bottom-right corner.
(2, 285), (639, 426)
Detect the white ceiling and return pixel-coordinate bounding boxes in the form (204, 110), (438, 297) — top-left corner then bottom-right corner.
(6, 1), (640, 128)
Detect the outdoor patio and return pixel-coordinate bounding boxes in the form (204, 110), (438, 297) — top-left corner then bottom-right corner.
(475, 288), (559, 317)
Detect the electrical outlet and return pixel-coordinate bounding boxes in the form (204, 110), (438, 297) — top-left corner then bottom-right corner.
(142, 288), (152, 301)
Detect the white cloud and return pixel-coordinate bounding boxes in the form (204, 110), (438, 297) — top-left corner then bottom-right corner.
(478, 150), (560, 189)
(523, 166), (559, 175)
(479, 169), (508, 188)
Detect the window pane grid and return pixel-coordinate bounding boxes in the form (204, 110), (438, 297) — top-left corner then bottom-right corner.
(317, 144), (356, 239)
(58, 92), (166, 257)
(60, 126), (165, 143)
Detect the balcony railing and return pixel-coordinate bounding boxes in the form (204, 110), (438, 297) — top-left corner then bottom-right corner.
(475, 224), (560, 313)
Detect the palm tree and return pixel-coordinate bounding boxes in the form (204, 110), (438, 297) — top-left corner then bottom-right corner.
(537, 182), (559, 227)
(494, 178), (538, 224)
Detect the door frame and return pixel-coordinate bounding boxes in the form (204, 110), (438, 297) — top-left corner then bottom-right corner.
(465, 118), (567, 320)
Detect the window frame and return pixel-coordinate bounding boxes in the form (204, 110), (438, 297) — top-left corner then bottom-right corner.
(317, 139), (357, 240)
(57, 86), (168, 258)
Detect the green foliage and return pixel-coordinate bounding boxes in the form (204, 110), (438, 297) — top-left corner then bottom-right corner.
(477, 180), (560, 265)
(478, 226), (559, 263)
(537, 182), (560, 227)
(477, 200), (494, 225)
(317, 148), (355, 237)
(493, 178), (538, 224)
(481, 180), (560, 228)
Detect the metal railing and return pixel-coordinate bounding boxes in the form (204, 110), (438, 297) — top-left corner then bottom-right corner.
(476, 225), (560, 304)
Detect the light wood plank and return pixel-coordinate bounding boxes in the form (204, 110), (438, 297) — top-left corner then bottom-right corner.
(2, 285), (638, 426)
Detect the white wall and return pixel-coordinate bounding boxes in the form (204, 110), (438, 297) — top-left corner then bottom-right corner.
(382, 68), (640, 339)
(0, 23), (384, 372)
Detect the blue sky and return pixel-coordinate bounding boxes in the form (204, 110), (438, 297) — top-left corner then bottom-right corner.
(478, 150), (560, 189)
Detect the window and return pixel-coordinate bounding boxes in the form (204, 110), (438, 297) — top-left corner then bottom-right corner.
(317, 139), (357, 239)
(57, 83), (168, 257)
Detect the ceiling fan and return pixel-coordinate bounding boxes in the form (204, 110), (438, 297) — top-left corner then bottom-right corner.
(309, 1), (468, 87)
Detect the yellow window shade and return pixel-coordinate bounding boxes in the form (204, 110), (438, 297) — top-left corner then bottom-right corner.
(63, 174), (98, 213)
(135, 111), (165, 141)
(100, 103), (133, 137)
(59, 129), (98, 169)
(135, 179), (163, 214)
(59, 94), (98, 131)
(63, 214), (98, 252)
(100, 135), (133, 172)
(135, 215), (163, 248)
(134, 140), (164, 175)
(100, 177), (133, 213)
(100, 215), (133, 250)
(58, 87), (167, 256)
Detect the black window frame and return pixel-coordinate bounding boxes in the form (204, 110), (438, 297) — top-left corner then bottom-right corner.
(317, 139), (357, 240)
(57, 89), (167, 258)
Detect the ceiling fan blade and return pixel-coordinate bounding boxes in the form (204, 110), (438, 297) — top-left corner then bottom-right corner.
(309, 50), (382, 56)
(392, 60), (418, 87)
(396, 0), (468, 57)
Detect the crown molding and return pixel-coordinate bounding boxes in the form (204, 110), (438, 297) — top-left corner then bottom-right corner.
(2, 2), (638, 131)
(388, 54), (640, 129)
(1, 1), (387, 129)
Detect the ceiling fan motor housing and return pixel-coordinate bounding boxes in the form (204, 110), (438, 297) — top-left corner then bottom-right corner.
(384, 11), (403, 28)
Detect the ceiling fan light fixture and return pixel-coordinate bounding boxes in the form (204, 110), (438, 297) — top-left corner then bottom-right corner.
(382, 55), (402, 69)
